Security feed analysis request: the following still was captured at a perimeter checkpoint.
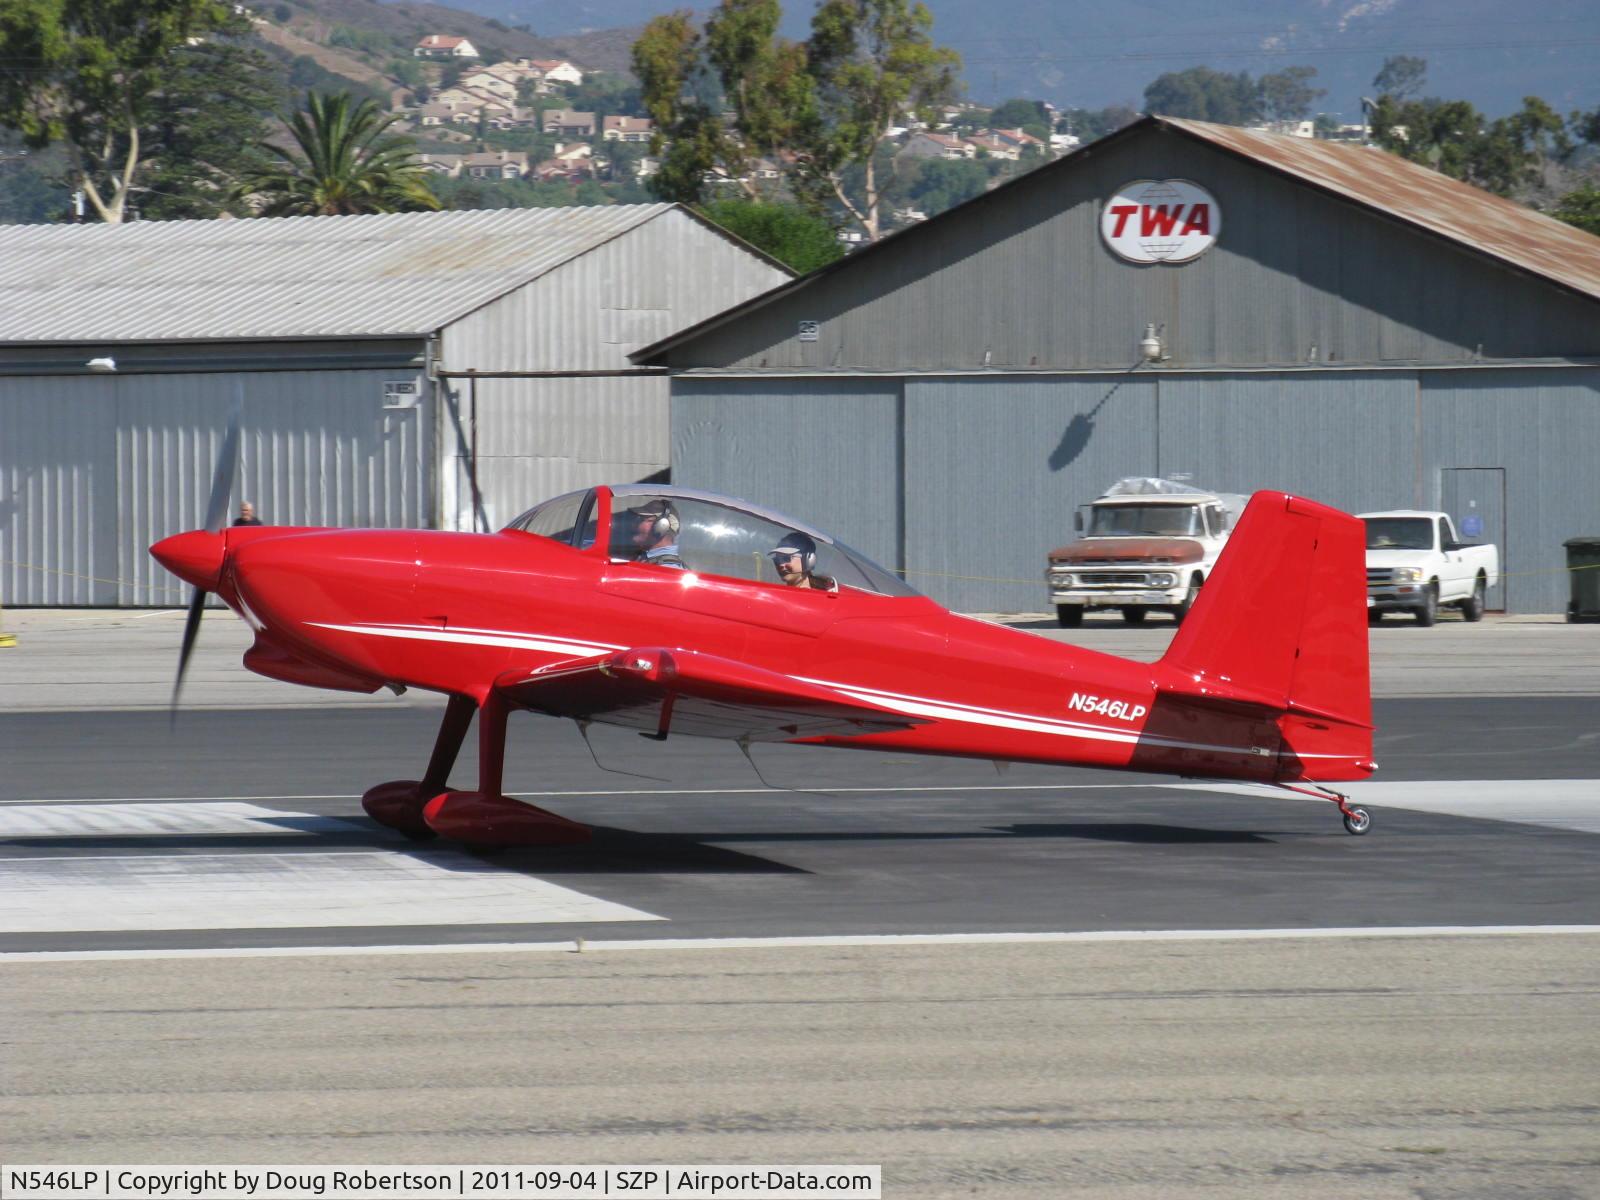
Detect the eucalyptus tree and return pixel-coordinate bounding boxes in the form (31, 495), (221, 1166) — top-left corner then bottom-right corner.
(634, 0), (959, 242)
(0, 0), (239, 222)
(235, 91), (440, 216)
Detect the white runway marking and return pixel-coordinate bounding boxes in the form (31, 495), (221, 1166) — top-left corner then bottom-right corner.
(1169, 779), (1600, 835)
(5, 926), (1598, 963)
(0, 801), (351, 836)
(0, 803), (662, 933)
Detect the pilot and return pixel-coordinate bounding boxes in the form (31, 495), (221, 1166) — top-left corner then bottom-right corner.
(769, 531), (835, 591)
(627, 499), (686, 569)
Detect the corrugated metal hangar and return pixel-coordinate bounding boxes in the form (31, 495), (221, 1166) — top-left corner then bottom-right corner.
(638, 116), (1600, 615)
(0, 206), (788, 606)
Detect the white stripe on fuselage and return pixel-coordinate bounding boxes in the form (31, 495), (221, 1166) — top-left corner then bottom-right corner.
(305, 621), (621, 658)
(306, 623), (1334, 762)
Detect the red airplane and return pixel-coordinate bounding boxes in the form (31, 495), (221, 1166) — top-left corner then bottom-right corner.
(151, 442), (1376, 847)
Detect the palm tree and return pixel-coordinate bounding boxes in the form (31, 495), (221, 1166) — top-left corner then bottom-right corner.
(236, 91), (440, 216)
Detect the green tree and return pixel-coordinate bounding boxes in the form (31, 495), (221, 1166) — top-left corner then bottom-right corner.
(1373, 55), (1427, 102)
(138, 20), (281, 219)
(235, 91), (440, 216)
(904, 154), (986, 215)
(0, 0), (237, 222)
(1372, 94), (1571, 197)
(635, 1), (811, 204)
(697, 197), (843, 272)
(800, 0), (961, 241)
(0, 152), (71, 223)
(1552, 185), (1600, 236)
(1257, 66), (1324, 125)
(1143, 67), (1259, 125)
(988, 98), (1047, 130)
(635, 0), (958, 241)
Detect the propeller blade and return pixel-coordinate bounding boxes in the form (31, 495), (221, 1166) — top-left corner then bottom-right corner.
(171, 585), (208, 723)
(173, 393), (242, 724)
(202, 404), (242, 535)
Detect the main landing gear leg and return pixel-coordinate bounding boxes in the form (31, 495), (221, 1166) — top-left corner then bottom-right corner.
(421, 691), (592, 848)
(361, 693), (477, 840)
(1278, 781), (1372, 836)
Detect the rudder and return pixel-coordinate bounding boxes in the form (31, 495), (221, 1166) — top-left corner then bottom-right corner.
(1153, 491), (1373, 782)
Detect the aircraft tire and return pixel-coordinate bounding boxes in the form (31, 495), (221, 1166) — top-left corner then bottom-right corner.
(1343, 807), (1372, 835)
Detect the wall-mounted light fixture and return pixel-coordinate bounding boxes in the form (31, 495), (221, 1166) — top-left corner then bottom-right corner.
(1138, 324), (1165, 363)
(86, 356), (117, 373)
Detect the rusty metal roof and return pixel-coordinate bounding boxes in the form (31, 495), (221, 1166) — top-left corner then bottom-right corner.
(1160, 117), (1600, 304)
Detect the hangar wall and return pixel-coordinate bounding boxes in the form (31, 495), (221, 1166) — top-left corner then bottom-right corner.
(672, 378), (902, 568)
(670, 366), (1600, 613)
(655, 127), (1600, 373)
(0, 367), (430, 606)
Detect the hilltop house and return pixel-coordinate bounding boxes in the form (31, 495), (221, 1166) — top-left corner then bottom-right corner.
(900, 132), (974, 160)
(543, 109), (597, 138)
(602, 116), (655, 143)
(523, 58), (584, 86)
(414, 35), (479, 59)
(462, 151), (529, 181)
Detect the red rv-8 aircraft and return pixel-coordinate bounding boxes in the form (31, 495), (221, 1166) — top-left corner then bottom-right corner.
(152, 434), (1376, 848)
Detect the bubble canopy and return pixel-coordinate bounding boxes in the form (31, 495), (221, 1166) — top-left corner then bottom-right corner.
(505, 485), (920, 598)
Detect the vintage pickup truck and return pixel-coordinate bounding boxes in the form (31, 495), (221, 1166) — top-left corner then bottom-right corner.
(1360, 509), (1500, 626)
(1045, 478), (1245, 627)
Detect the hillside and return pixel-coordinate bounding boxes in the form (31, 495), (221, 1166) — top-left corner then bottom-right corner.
(259, 0), (641, 95)
(455, 0), (1600, 118)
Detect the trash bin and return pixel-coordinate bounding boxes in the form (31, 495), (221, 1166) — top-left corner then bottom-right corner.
(1565, 537), (1600, 623)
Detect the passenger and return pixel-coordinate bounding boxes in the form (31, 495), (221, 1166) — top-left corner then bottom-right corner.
(627, 499), (686, 569)
(769, 531), (835, 591)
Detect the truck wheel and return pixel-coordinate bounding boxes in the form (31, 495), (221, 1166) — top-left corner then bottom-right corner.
(1056, 604), (1084, 628)
(1368, 609), (1384, 626)
(1122, 607), (1148, 626)
(1172, 573), (1203, 624)
(1415, 583), (1438, 627)
(1461, 574), (1486, 622)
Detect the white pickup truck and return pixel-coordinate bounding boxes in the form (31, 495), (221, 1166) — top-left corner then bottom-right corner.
(1045, 479), (1245, 626)
(1360, 510), (1500, 626)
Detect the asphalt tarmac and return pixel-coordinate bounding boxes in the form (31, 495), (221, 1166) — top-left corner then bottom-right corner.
(2, 695), (1599, 959)
(2, 615), (1598, 1196)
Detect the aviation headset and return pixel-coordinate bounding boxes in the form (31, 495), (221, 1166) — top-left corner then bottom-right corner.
(770, 531), (817, 574)
(632, 500), (680, 540)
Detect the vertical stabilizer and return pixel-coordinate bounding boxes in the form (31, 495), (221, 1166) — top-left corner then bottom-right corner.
(1152, 491), (1373, 782)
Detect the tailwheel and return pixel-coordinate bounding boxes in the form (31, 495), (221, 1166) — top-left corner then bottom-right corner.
(1276, 781), (1373, 836)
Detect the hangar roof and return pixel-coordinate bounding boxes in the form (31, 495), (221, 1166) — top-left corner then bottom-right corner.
(634, 116), (1600, 364)
(1162, 117), (1600, 306)
(0, 205), (774, 344)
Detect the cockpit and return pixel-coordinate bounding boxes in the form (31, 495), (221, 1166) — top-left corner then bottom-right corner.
(504, 485), (920, 597)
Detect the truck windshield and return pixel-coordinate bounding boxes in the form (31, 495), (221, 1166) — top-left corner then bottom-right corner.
(1364, 518), (1433, 551)
(1088, 505), (1201, 537)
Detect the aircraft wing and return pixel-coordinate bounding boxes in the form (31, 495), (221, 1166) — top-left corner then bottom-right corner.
(494, 648), (923, 742)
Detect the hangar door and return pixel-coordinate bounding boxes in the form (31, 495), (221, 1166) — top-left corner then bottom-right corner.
(1440, 467), (1506, 612)
(0, 369), (430, 607)
(905, 375), (1159, 612)
(671, 378), (903, 578)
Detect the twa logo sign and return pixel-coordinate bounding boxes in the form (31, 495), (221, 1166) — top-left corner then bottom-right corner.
(1101, 179), (1220, 264)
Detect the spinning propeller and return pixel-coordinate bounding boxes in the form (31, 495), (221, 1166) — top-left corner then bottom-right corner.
(169, 408), (240, 720)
